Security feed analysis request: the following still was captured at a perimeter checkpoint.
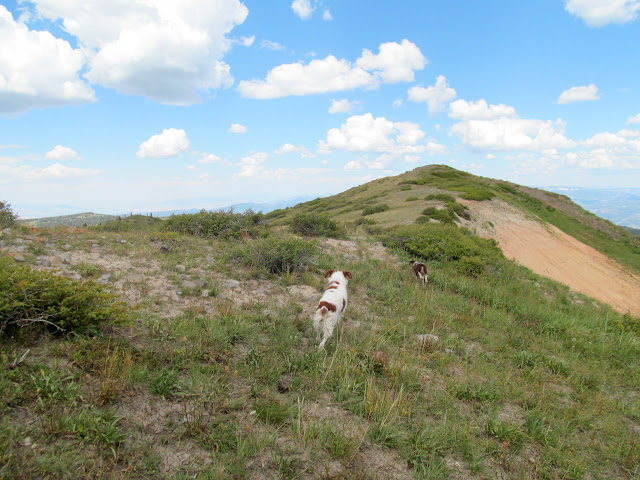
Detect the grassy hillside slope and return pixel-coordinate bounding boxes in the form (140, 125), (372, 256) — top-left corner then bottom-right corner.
(1, 172), (639, 479)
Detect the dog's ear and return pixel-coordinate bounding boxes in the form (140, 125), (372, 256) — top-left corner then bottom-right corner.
(325, 269), (336, 278)
(409, 260), (416, 264)
(342, 271), (353, 279)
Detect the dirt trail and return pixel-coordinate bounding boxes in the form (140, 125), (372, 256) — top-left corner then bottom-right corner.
(462, 199), (640, 316)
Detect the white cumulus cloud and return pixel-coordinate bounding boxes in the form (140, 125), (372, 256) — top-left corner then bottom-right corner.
(238, 40), (426, 99)
(408, 75), (457, 115)
(565, 0), (640, 26)
(45, 145), (79, 161)
(449, 100), (577, 152)
(319, 113), (427, 155)
(228, 123), (248, 133)
(235, 151), (269, 178)
(627, 113), (640, 124)
(291, 0), (314, 19)
(0, 6), (95, 114)
(557, 84), (599, 104)
(344, 160), (362, 171)
(355, 39), (427, 83)
(137, 128), (190, 158)
(24, 0), (248, 105)
(449, 99), (517, 120)
(329, 99), (358, 114)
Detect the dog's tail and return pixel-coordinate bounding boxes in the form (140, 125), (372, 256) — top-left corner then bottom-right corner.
(317, 301), (337, 317)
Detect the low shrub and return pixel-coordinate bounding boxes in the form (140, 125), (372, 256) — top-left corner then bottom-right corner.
(362, 204), (389, 216)
(163, 209), (265, 239)
(0, 257), (128, 335)
(381, 223), (503, 276)
(289, 213), (343, 238)
(0, 201), (17, 228)
(227, 235), (319, 275)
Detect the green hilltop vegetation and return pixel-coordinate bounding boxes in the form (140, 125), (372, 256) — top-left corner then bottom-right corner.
(0, 166), (639, 479)
(19, 212), (118, 228)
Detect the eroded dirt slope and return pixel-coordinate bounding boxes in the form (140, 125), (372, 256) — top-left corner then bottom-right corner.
(462, 199), (640, 316)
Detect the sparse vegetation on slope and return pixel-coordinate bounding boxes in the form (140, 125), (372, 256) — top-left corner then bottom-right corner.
(0, 187), (639, 479)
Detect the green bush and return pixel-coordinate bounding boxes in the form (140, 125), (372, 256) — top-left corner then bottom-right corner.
(362, 204), (389, 216)
(0, 201), (17, 228)
(0, 257), (128, 335)
(381, 224), (503, 276)
(424, 194), (457, 203)
(162, 209), (265, 239)
(227, 235), (319, 275)
(289, 213), (343, 238)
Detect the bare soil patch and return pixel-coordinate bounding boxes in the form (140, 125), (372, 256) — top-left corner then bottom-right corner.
(462, 199), (640, 316)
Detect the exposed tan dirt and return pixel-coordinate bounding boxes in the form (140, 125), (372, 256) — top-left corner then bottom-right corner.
(461, 199), (640, 316)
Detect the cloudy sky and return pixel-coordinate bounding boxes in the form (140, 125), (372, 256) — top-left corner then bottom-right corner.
(1, 0), (640, 217)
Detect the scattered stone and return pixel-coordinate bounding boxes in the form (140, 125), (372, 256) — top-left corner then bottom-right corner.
(226, 279), (241, 289)
(176, 264), (186, 272)
(182, 280), (197, 289)
(417, 334), (440, 344)
(70, 273), (82, 281)
(117, 238), (127, 244)
(23, 437), (32, 447)
(205, 256), (215, 264)
(11, 253), (25, 262)
(2, 228), (11, 235)
(277, 377), (291, 393)
(195, 279), (208, 288)
(445, 348), (455, 355)
(14, 245), (28, 252)
(159, 243), (172, 253)
(168, 290), (181, 302)
(96, 274), (112, 285)
(60, 253), (72, 264)
(62, 244), (71, 250)
(39, 258), (52, 267)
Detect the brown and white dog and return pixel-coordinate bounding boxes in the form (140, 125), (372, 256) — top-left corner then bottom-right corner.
(313, 270), (352, 350)
(410, 260), (428, 284)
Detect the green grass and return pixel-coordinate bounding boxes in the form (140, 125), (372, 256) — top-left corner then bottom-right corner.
(1, 172), (639, 479)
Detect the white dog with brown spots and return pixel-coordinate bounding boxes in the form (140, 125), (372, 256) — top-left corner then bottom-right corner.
(313, 269), (352, 350)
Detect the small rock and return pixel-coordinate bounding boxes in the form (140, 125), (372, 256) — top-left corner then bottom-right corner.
(195, 279), (208, 288)
(11, 253), (25, 262)
(176, 264), (186, 272)
(168, 290), (180, 302)
(96, 274), (112, 284)
(39, 259), (52, 267)
(51, 256), (64, 267)
(70, 273), (82, 281)
(2, 228), (12, 234)
(417, 334), (440, 343)
(159, 243), (172, 253)
(277, 377), (291, 393)
(205, 256), (215, 264)
(62, 244), (71, 250)
(226, 279), (241, 289)
(117, 238), (127, 244)
(60, 253), (72, 264)
(445, 348), (455, 355)
(23, 437), (32, 447)
(182, 280), (197, 289)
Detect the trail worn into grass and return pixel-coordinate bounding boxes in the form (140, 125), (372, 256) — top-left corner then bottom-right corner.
(464, 199), (640, 316)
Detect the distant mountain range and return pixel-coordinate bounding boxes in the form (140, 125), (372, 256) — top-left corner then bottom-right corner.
(547, 187), (640, 229)
(18, 196), (318, 228)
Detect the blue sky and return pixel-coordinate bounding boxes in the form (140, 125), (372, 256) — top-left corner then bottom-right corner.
(1, 0), (640, 218)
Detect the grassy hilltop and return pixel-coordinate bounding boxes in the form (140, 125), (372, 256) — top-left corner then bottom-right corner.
(1, 165), (639, 479)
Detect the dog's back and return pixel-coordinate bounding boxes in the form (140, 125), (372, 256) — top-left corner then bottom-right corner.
(313, 270), (352, 350)
(410, 260), (428, 284)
